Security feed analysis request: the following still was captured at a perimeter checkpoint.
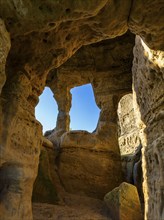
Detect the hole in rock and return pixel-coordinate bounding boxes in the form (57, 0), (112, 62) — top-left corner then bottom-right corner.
(42, 39), (48, 43)
(70, 84), (100, 132)
(35, 87), (58, 134)
(49, 22), (56, 27)
(65, 8), (71, 14)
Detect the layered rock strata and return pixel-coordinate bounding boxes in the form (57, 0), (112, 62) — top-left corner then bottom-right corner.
(58, 131), (122, 199)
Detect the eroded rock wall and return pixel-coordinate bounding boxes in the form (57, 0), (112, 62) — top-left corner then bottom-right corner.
(32, 138), (62, 204)
(0, 65), (43, 220)
(0, 1), (163, 220)
(118, 93), (141, 155)
(47, 32), (134, 136)
(0, 19), (10, 94)
(45, 33), (134, 199)
(58, 130), (122, 199)
(133, 36), (164, 220)
(0, 19), (10, 136)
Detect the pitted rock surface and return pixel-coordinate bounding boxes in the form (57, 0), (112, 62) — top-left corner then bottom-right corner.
(0, 1), (163, 220)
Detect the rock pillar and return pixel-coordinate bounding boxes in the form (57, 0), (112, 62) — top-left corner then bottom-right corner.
(0, 65), (45, 220)
(133, 36), (164, 220)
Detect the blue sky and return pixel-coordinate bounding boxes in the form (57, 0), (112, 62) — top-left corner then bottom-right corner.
(35, 84), (100, 133)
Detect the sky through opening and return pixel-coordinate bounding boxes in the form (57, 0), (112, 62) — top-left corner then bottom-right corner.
(35, 84), (100, 133)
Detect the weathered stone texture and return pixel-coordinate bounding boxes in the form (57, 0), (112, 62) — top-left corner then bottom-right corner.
(0, 49), (44, 220)
(0, 90), (42, 220)
(32, 140), (60, 205)
(0, 19), (10, 94)
(128, 0), (164, 50)
(47, 32), (134, 136)
(104, 182), (143, 220)
(44, 34), (134, 201)
(118, 93), (141, 155)
(58, 131), (122, 199)
(0, 1), (163, 220)
(133, 36), (164, 220)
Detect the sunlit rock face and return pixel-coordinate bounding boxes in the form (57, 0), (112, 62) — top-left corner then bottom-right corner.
(104, 182), (143, 220)
(117, 93), (143, 205)
(0, 1), (163, 220)
(118, 94), (141, 155)
(133, 36), (164, 220)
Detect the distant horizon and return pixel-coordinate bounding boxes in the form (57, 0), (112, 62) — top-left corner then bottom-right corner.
(35, 84), (100, 133)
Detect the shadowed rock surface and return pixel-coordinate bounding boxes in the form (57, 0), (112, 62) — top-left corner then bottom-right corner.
(33, 193), (112, 220)
(0, 1), (163, 220)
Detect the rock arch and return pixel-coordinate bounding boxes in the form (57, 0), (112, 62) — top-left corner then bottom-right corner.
(0, 1), (163, 220)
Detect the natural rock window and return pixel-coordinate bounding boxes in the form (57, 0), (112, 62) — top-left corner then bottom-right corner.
(35, 87), (58, 134)
(70, 84), (100, 132)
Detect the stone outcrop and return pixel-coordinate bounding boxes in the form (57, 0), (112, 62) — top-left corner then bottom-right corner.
(0, 1), (163, 220)
(133, 36), (164, 220)
(104, 182), (143, 220)
(57, 131), (122, 199)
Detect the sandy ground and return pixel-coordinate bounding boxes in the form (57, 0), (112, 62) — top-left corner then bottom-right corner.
(33, 193), (112, 220)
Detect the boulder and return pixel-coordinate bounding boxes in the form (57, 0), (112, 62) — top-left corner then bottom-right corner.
(57, 131), (122, 199)
(104, 182), (143, 220)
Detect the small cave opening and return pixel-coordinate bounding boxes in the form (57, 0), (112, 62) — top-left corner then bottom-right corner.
(35, 87), (58, 134)
(70, 84), (100, 132)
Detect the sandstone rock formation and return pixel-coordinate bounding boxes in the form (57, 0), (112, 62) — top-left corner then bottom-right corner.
(104, 182), (143, 220)
(46, 32), (134, 136)
(0, 19), (10, 94)
(133, 36), (164, 220)
(121, 145), (144, 210)
(44, 33), (134, 200)
(0, 1), (163, 220)
(58, 130), (122, 199)
(117, 93), (144, 208)
(118, 93), (141, 155)
(32, 138), (60, 204)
